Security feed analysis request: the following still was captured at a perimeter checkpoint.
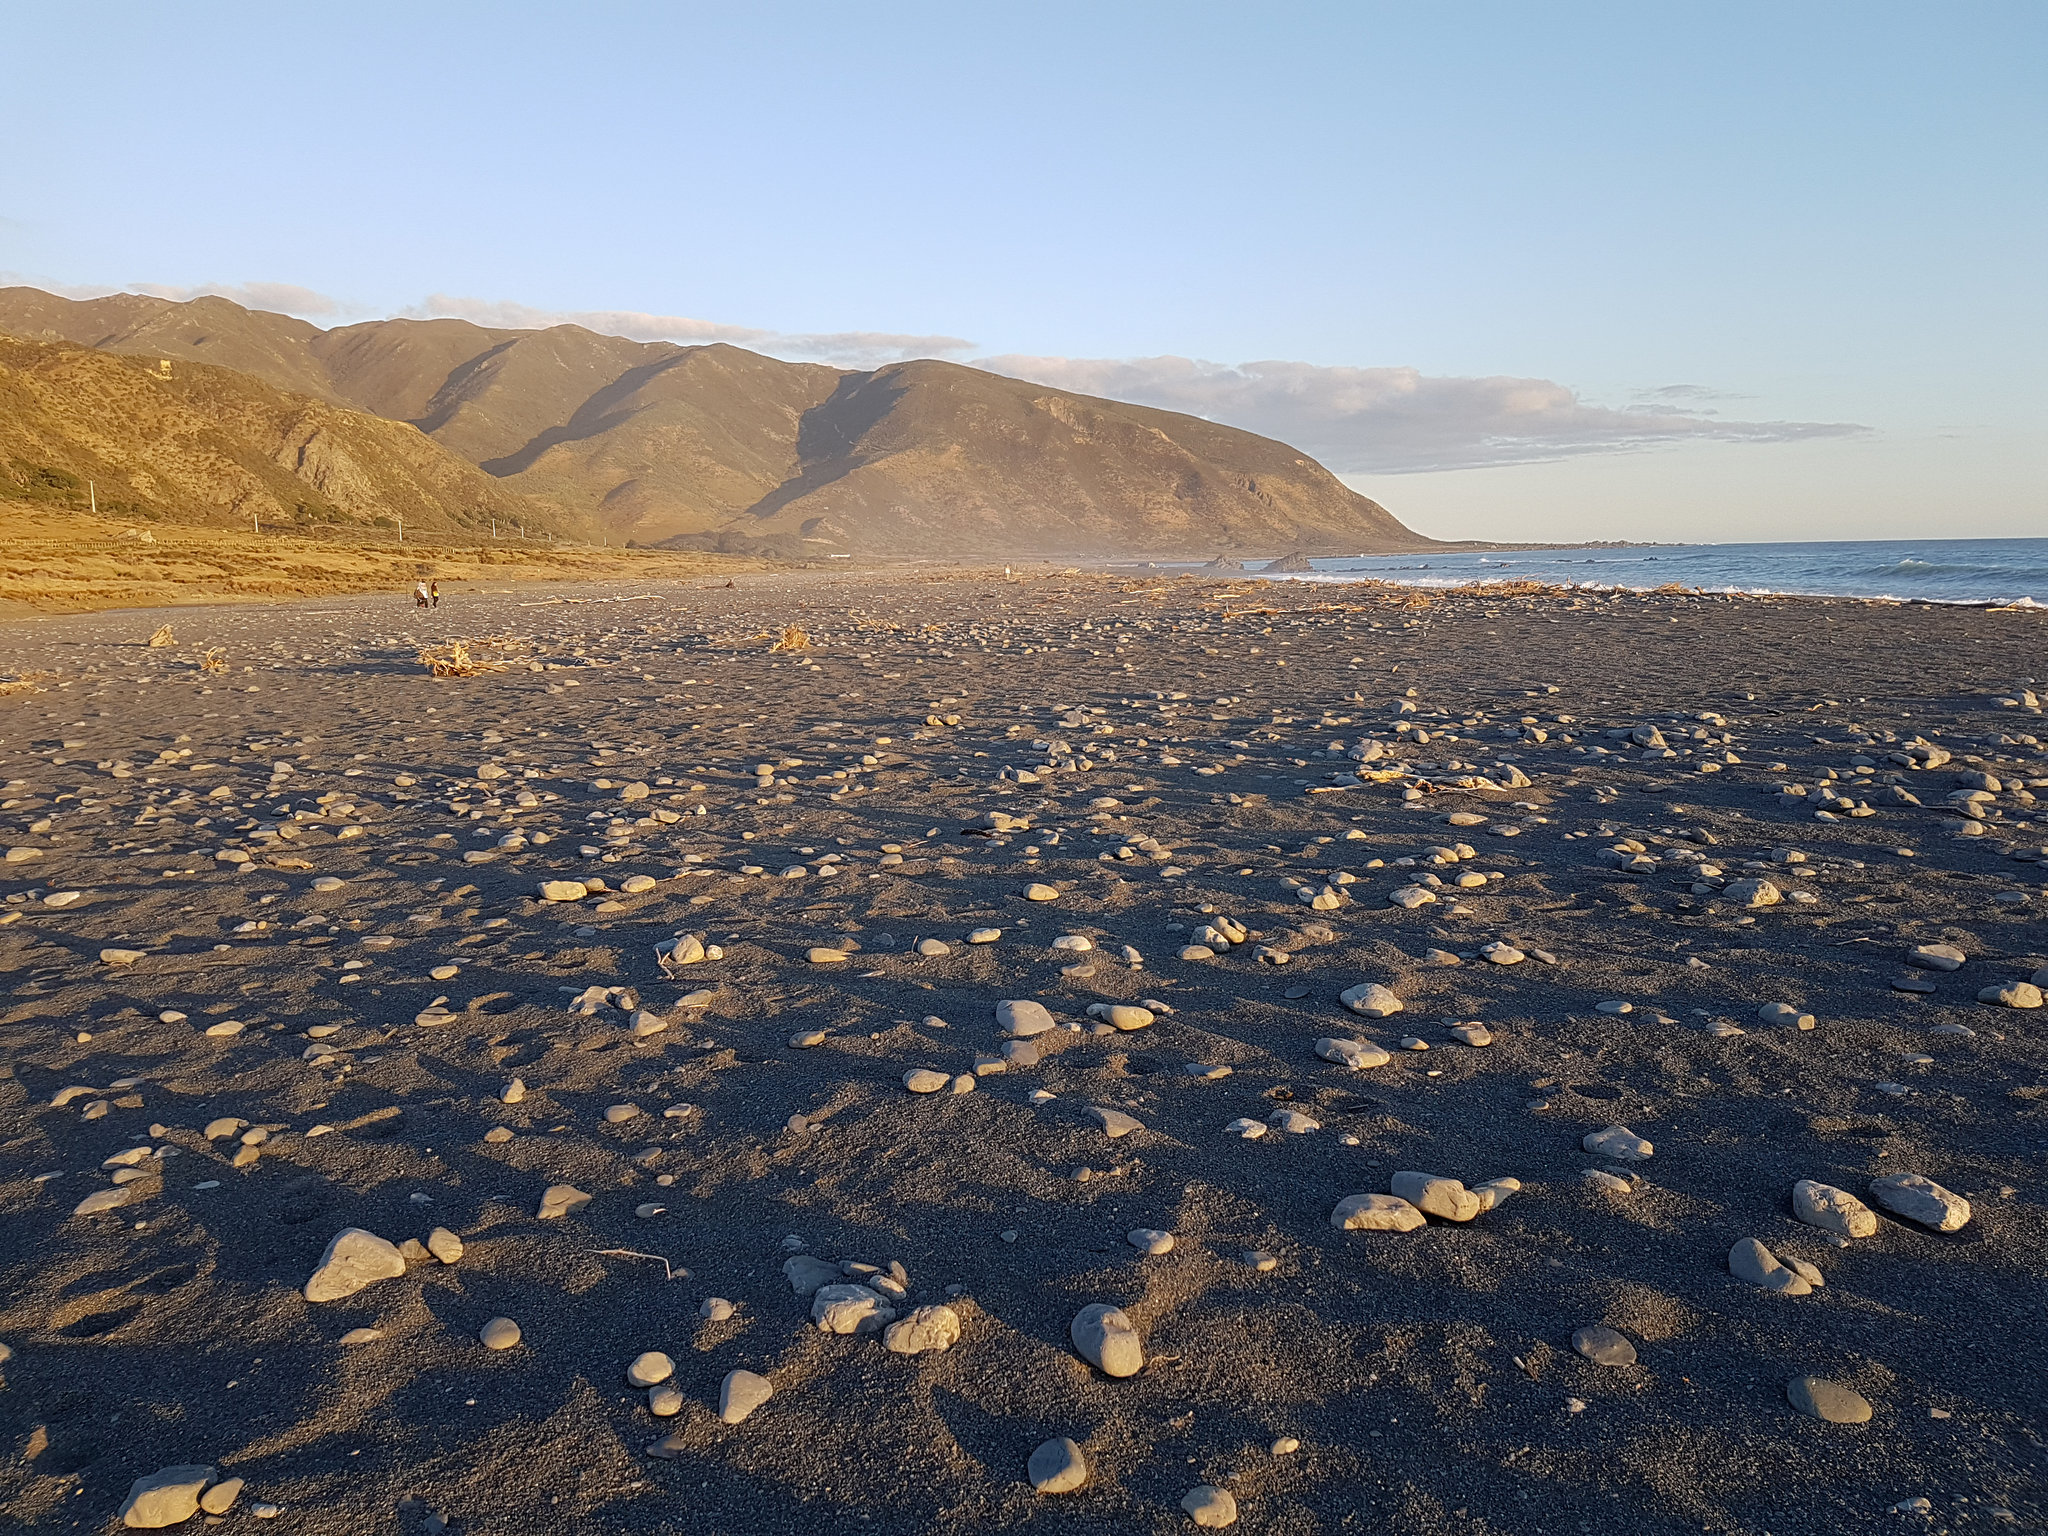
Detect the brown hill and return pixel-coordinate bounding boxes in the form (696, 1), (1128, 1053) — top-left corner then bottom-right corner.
(0, 333), (561, 538)
(0, 286), (1432, 557)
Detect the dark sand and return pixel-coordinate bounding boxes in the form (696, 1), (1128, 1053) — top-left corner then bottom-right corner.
(0, 571), (2043, 1534)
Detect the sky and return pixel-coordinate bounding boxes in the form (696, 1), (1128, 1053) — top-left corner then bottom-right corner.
(3, 1), (2043, 543)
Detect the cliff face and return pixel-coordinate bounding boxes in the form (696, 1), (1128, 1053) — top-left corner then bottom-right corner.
(0, 287), (1431, 556)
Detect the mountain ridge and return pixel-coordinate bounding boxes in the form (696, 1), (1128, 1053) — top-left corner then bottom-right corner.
(0, 286), (1435, 557)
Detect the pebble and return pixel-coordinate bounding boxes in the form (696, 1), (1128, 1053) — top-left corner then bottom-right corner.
(1128, 1227), (1175, 1254)
(1070, 1302), (1144, 1376)
(1447, 1022), (1493, 1046)
(1722, 878), (1782, 907)
(200, 1478), (244, 1516)
(604, 1102), (642, 1123)
(790, 1028), (829, 1048)
(1182, 1485), (1239, 1528)
(699, 1297), (735, 1321)
(719, 1368), (773, 1423)
(1582, 1168), (1638, 1196)
(648, 1385), (684, 1416)
(1792, 1180), (1878, 1239)
(813, 1282), (897, 1335)
(537, 1184), (592, 1219)
(626, 1350), (675, 1387)
(1977, 981), (2043, 1009)
(1339, 982), (1404, 1018)
(1028, 1437), (1089, 1494)
(783, 1255), (842, 1295)
(426, 1227), (464, 1264)
(903, 1068), (951, 1094)
(996, 999), (1057, 1037)
(1391, 1170), (1481, 1221)
(339, 1327), (383, 1345)
(1869, 1172), (1971, 1231)
(1088, 1106), (1143, 1137)
(1786, 1375), (1872, 1423)
(1907, 943), (1966, 971)
(1480, 941), (1524, 965)
(1316, 1037), (1391, 1069)
(119, 1465), (217, 1529)
(1729, 1237), (1813, 1295)
(479, 1316), (522, 1350)
(807, 946), (849, 964)
(1581, 1125), (1653, 1161)
(1023, 883), (1060, 901)
(883, 1304), (962, 1355)
(967, 927), (1002, 944)
(1758, 1002), (1817, 1029)
(1330, 1193), (1425, 1231)
(303, 1228), (407, 1302)
(1571, 1325), (1637, 1367)
(1225, 1117), (1267, 1138)
(72, 1187), (131, 1216)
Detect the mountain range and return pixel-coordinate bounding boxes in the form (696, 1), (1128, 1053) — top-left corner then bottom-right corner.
(0, 286), (1432, 558)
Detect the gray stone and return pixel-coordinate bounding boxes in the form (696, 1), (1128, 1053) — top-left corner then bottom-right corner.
(1977, 981), (2043, 1009)
(1182, 1485), (1239, 1528)
(626, 1350), (674, 1387)
(1869, 1172), (1971, 1232)
(719, 1368), (773, 1423)
(120, 1465), (216, 1529)
(1729, 1237), (1812, 1295)
(199, 1478), (243, 1516)
(1390, 1171), (1479, 1221)
(883, 1305), (962, 1355)
(996, 999), (1057, 1037)
(425, 1227), (464, 1264)
(812, 1283), (896, 1335)
(1581, 1125), (1653, 1161)
(1792, 1180), (1877, 1239)
(479, 1316), (522, 1349)
(1906, 943), (1966, 971)
(1572, 1325), (1637, 1367)
(1087, 1105), (1143, 1138)
(1330, 1193), (1425, 1231)
(537, 1184), (591, 1220)
(1315, 1036), (1391, 1069)
(1340, 982), (1404, 1018)
(1028, 1437), (1088, 1494)
(783, 1255), (842, 1296)
(1787, 1376), (1872, 1423)
(1723, 878), (1781, 908)
(1070, 1302), (1144, 1377)
(304, 1228), (406, 1303)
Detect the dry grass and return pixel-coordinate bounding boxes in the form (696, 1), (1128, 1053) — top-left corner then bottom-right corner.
(768, 624), (812, 653)
(0, 670), (52, 698)
(0, 503), (762, 616)
(197, 647), (227, 673)
(146, 624), (175, 647)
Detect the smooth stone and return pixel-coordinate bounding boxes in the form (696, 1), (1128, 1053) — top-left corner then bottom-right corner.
(1787, 1376), (1873, 1423)
(626, 1350), (675, 1387)
(1182, 1485), (1239, 1528)
(807, 946), (849, 964)
(903, 1068), (950, 1094)
(1582, 1125), (1653, 1161)
(1225, 1117), (1267, 1139)
(1583, 1168), (1637, 1195)
(1758, 1002), (1817, 1029)
(537, 1184), (592, 1219)
(1977, 981), (2043, 1009)
(1448, 1022), (1493, 1046)
(426, 1227), (464, 1264)
(73, 1186), (132, 1216)
(199, 1478), (244, 1516)
(812, 1283), (896, 1335)
(1391, 1171), (1480, 1222)
(1028, 1436), (1089, 1494)
(1470, 1176), (1521, 1211)
(119, 1465), (217, 1528)
(1729, 1237), (1812, 1295)
(1070, 1302), (1144, 1377)
(1480, 941), (1524, 965)
(996, 999), (1058, 1037)
(1340, 982), (1404, 1018)
(100, 948), (146, 966)
(304, 1228), (406, 1303)
(790, 1029), (829, 1048)
(1869, 1172), (1971, 1232)
(883, 1304), (962, 1355)
(604, 1102), (642, 1124)
(783, 1255), (842, 1295)
(338, 1327), (383, 1345)
(479, 1316), (522, 1349)
(538, 880), (587, 902)
(648, 1385), (684, 1417)
(1792, 1180), (1878, 1239)
(1723, 878), (1782, 907)
(1330, 1193), (1425, 1232)
(1315, 1036), (1392, 1069)
(1572, 1324), (1638, 1367)
(967, 928), (1003, 944)
(1906, 943), (1966, 971)
(1088, 1106), (1143, 1138)
(1100, 1004), (1155, 1030)
(719, 1368), (773, 1423)
(1128, 1227), (1175, 1254)
(699, 1297), (735, 1321)
(917, 937), (952, 956)
(1023, 883), (1061, 901)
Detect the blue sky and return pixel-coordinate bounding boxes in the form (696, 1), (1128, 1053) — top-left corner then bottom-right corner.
(4, 1), (2042, 542)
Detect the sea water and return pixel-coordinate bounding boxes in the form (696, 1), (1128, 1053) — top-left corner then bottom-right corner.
(1228, 538), (2048, 606)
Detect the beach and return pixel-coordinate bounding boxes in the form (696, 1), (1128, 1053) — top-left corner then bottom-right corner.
(0, 568), (2043, 1534)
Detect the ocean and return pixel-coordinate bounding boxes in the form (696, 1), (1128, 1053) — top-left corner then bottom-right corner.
(1220, 538), (2048, 606)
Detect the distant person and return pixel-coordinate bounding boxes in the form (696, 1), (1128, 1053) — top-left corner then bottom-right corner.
(413, 581), (430, 609)
(429, 580), (441, 609)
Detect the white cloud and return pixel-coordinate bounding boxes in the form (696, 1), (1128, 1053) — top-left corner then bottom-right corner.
(973, 354), (1865, 473)
(126, 280), (352, 317)
(406, 293), (975, 368)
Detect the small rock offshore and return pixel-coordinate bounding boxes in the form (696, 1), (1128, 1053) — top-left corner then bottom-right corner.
(0, 570), (2039, 1533)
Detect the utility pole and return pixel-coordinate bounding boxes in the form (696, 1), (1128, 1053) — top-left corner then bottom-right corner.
(89, 481), (97, 515)
(397, 513), (404, 544)
(252, 511), (259, 534)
